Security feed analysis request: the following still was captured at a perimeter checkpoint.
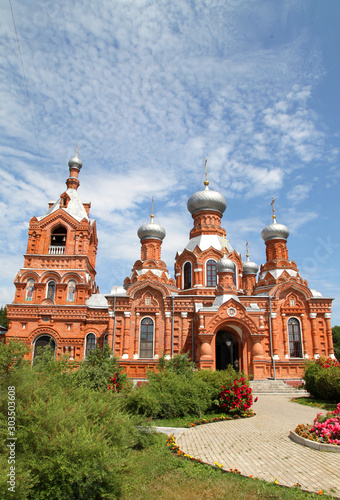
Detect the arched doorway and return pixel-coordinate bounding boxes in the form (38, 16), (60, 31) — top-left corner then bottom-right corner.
(215, 330), (239, 371)
(33, 335), (56, 361)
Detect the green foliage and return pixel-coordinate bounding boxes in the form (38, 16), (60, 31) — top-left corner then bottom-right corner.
(71, 343), (129, 392)
(0, 338), (29, 379)
(304, 357), (340, 402)
(157, 352), (195, 376)
(0, 305), (9, 328)
(124, 369), (212, 419)
(333, 325), (340, 361)
(195, 367), (241, 410)
(124, 359), (246, 419)
(0, 351), (151, 499)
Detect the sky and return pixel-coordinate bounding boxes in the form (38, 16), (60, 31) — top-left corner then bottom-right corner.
(1, 0), (339, 325)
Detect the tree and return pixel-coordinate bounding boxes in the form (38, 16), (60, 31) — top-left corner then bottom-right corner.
(0, 306), (8, 329)
(332, 326), (340, 361)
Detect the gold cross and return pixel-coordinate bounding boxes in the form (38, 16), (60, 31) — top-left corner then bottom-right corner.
(204, 158), (209, 186)
(151, 197), (154, 219)
(75, 145), (79, 156)
(246, 240), (249, 257)
(271, 197), (276, 219)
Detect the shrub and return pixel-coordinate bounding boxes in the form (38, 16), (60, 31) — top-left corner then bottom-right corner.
(304, 357), (340, 401)
(0, 346), (150, 499)
(124, 369), (211, 418)
(195, 366), (241, 410)
(218, 377), (253, 415)
(70, 343), (129, 392)
(157, 352), (195, 376)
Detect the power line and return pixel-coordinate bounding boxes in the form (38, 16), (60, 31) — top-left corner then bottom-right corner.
(8, 0), (50, 199)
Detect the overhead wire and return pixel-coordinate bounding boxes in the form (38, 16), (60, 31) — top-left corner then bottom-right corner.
(8, 0), (50, 199)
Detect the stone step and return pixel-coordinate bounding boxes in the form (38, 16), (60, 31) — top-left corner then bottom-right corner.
(249, 379), (308, 395)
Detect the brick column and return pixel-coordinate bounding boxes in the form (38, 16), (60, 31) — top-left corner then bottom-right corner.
(282, 314), (289, 358)
(108, 310), (115, 353)
(310, 313), (319, 358)
(154, 313), (160, 356)
(324, 313), (334, 356)
(134, 312), (140, 357)
(300, 313), (308, 358)
(271, 312), (279, 358)
(122, 311), (131, 358)
(164, 311), (171, 356)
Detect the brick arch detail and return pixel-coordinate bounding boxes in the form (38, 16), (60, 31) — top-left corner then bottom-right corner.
(40, 271), (62, 283)
(28, 327), (61, 344)
(19, 271), (40, 283)
(270, 281), (312, 301)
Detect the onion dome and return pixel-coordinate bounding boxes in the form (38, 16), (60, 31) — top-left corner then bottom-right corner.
(216, 255), (235, 273)
(261, 217), (289, 242)
(261, 198), (289, 242)
(137, 214), (166, 241)
(187, 183), (227, 215)
(243, 255), (259, 275)
(68, 146), (83, 170)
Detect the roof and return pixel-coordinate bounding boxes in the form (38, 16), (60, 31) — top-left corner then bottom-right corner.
(37, 188), (91, 223)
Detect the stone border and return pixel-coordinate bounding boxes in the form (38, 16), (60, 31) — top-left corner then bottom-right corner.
(290, 431), (340, 453)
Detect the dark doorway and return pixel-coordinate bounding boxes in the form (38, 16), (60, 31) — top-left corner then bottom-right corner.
(33, 335), (56, 360)
(215, 330), (239, 371)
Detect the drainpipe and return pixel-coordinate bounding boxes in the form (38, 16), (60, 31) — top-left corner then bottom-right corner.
(171, 295), (174, 358)
(268, 296), (276, 380)
(112, 296), (116, 356)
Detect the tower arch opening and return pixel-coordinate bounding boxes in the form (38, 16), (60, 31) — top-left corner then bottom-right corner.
(215, 330), (239, 371)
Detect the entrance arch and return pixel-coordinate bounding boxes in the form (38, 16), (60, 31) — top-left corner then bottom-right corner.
(215, 330), (239, 371)
(33, 335), (56, 361)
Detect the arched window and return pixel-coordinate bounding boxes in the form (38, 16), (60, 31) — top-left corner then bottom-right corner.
(183, 262), (192, 290)
(288, 318), (303, 358)
(206, 259), (217, 287)
(50, 225), (67, 247)
(25, 279), (35, 301)
(33, 335), (56, 361)
(232, 264), (237, 287)
(67, 280), (76, 302)
(140, 318), (154, 359)
(50, 225), (67, 255)
(47, 281), (56, 301)
(85, 333), (96, 356)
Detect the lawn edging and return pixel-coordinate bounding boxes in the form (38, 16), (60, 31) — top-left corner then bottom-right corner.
(289, 430), (340, 453)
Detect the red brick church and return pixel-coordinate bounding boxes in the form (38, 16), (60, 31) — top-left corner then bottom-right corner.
(5, 152), (335, 380)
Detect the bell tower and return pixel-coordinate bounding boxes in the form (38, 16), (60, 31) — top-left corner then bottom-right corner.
(12, 150), (98, 306)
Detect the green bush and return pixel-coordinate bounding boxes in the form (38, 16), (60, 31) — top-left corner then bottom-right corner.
(124, 369), (212, 418)
(195, 366), (241, 410)
(70, 343), (130, 392)
(0, 344), (151, 499)
(304, 357), (340, 402)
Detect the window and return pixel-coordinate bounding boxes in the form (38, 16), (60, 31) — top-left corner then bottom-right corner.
(183, 262), (192, 290)
(85, 333), (96, 356)
(288, 318), (303, 358)
(50, 225), (67, 247)
(206, 259), (217, 287)
(232, 264), (237, 287)
(67, 281), (76, 302)
(104, 334), (108, 345)
(47, 281), (56, 301)
(33, 335), (56, 361)
(140, 317), (154, 359)
(25, 279), (35, 301)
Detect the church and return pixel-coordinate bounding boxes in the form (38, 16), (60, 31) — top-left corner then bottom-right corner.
(5, 151), (335, 381)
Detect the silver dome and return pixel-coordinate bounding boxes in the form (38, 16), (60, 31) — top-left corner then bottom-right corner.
(216, 255), (235, 273)
(261, 218), (289, 242)
(187, 185), (227, 215)
(243, 256), (259, 275)
(137, 218), (166, 241)
(68, 154), (83, 170)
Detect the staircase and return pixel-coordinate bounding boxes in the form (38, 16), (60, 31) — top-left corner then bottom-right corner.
(250, 379), (309, 396)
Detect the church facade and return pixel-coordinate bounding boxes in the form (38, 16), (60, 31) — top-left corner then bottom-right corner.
(6, 153), (335, 380)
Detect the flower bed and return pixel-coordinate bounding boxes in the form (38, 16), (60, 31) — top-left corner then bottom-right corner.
(184, 411), (255, 428)
(295, 402), (340, 446)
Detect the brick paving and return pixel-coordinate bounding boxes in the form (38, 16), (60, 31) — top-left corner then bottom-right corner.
(176, 396), (340, 497)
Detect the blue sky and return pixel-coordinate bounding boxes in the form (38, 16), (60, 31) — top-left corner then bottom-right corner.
(1, 0), (339, 325)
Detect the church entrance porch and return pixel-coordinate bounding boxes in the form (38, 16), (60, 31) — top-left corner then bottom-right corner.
(33, 335), (56, 361)
(215, 330), (239, 371)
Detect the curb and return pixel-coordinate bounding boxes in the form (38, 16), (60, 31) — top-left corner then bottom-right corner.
(289, 431), (340, 453)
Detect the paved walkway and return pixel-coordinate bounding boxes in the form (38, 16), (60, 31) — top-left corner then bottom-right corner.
(176, 396), (340, 497)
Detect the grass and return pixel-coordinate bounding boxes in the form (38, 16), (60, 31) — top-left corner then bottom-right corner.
(151, 412), (228, 428)
(120, 433), (334, 500)
(291, 397), (337, 411)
